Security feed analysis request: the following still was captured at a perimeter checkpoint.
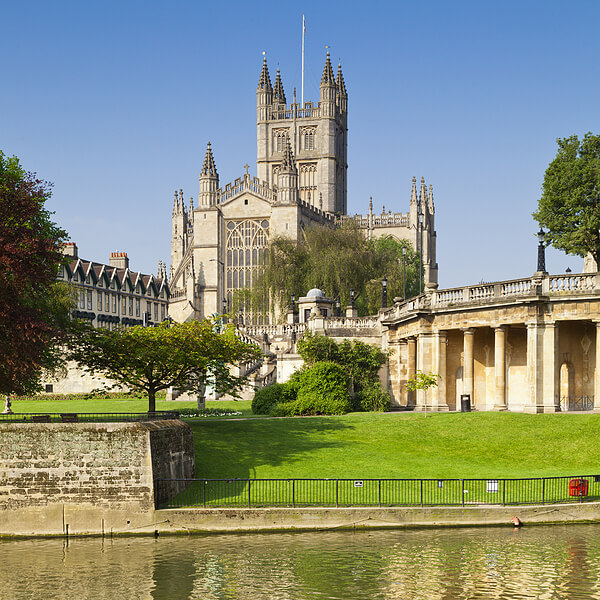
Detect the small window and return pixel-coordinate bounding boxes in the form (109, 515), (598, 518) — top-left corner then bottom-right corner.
(112, 294), (117, 313)
(79, 291), (85, 309)
(129, 298), (133, 315)
(97, 291), (102, 310)
(45, 384), (53, 393)
(98, 279), (102, 287)
(244, 199), (248, 205)
(87, 290), (92, 310)
(135, 299), (140, 316)
(86, 274), (90, 284)
(111, 280), (115, 290)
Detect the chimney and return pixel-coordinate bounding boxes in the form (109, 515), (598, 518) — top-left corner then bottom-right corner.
(109, 251), (129, 269)
(62, 242), (78, 258)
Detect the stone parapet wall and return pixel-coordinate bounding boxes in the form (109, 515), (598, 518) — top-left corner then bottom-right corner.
(0, 421), (194, 513)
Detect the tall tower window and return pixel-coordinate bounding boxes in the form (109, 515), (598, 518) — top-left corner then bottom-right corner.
(299, 163), (317, 204)
(273, 129), (289, 152)
(300, 127), (316, 151)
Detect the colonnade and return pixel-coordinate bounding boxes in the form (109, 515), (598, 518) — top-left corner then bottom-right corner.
(389, 320), (600, 413)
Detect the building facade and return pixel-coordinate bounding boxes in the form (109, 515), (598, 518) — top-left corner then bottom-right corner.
(61, 242), (169, 329)
(168, 53), (438, 324)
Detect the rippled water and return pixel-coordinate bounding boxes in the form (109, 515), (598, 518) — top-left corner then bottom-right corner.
(2, 525), (600, 599)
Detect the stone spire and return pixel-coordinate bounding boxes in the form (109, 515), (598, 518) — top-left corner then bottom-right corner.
(281, 137), (297, 173)
(258, 57), (272, 90)
(321, 52), (336, 85)
(369, 196), (373, 214)
(428, 184), (435, 213)
(277, 138), (299, 205)
(273, 69), (286, 104)
(420, 177), (427, 209)
(172, 190), (179, 215)
(199, 142), (219, 206)
(336, 62), (347, 113)
(410, 176), (417, 205)
(201, 142), (218, 176)
(337, 63), (346, 95)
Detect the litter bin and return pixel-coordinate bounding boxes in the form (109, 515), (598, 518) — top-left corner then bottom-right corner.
(460, 394), (471, 412)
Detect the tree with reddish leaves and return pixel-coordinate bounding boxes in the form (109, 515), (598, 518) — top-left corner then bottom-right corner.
(0, 151), (72, 401)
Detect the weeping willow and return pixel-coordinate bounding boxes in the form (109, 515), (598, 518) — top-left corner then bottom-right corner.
(232, 224), (422, 322)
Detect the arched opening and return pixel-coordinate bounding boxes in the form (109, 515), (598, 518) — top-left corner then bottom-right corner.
(560, 361), (574, 411)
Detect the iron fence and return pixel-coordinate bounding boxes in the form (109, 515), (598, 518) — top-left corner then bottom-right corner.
(0, 411), (180, 423)
(155, 475), (600, 509)
(562, 396), (595, 411)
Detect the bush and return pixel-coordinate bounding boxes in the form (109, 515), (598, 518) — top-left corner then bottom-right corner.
(354, 379), (391, 412)
(279, 361), (351, 416)
(252, 383), (294, 415)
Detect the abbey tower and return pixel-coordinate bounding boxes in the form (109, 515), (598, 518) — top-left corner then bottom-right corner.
(168, 52), (438, 324)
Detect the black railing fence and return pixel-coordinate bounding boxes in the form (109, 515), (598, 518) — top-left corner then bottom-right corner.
(562, 396), (595, 411)
(155, 475), (600, 509)
(0, 411), (180, 423)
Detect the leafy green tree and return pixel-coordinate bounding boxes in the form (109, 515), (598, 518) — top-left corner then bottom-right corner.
(297, 331), (389, 411)
(406, 371), (441, 417)
(71, 319), (261, 412)
(237, 224), (421, 320)
(533, 133), (600, 267)
(0, 151), (73, 402)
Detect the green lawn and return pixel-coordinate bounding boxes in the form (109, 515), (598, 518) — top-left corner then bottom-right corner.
(10, 398), (255, 418)
(188, 411), (600, 480)
(9, 399), (600, 480)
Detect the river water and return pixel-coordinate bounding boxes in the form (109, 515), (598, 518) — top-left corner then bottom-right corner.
(2, 525), (600, 599)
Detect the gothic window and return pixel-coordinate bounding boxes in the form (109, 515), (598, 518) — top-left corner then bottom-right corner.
(300, 127), (316, 151)
(226, 219), (270, 324)
(299, 163), (317, 204)
(273, 128), (289, 152)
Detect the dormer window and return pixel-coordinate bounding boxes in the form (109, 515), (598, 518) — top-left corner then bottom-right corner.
(98, 279), (102, 287)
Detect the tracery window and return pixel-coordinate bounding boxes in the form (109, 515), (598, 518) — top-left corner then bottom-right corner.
(300, 126), (316, 151)
(299, 163), (317, 204)
(226, 219), (269, 324)
(273, 128), (289, 152)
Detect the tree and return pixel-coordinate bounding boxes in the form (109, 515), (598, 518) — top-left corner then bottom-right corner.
(406, 371), (441, 417)
(70, 319), (261, 412)
(0, 151), (72, 401)
(238, 224), (422, 320)
(297, 331), (389, 410)
(533, 133), (600, 267)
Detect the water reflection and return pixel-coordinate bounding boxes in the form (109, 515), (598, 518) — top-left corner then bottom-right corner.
(2, 525), (600, 599)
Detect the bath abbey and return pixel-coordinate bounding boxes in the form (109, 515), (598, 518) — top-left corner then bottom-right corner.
(167, 53), (438, 323)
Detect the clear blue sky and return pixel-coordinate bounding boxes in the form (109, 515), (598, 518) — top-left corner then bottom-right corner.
(3, 0), (599, 288)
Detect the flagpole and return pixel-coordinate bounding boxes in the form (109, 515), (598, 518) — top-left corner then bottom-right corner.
(301, 14), (305, 108)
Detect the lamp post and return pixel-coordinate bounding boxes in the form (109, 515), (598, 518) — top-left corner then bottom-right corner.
(402, 246), (407, 300)
(382, 276), (388, 308)
(537, 228), (547, 273)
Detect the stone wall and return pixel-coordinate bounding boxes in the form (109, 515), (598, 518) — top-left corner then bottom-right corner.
(0, 420), (194, 513)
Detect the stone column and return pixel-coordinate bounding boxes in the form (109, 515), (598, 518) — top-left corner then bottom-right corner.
(595, 322), (600, 410)
(526, 321), (558, 413)
(463, 328), (475, 407)
(431, 331), (449, 411)
(407, 337), (416, 407)
(494, 326), (507, 410)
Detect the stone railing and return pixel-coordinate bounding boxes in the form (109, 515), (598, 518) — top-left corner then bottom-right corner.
(326, 316), (381, 329)
(217, 175), (276, 204)
(382, 272), (600, 322)
(242, 323), (307, 339)
(337, 212), (410, 229)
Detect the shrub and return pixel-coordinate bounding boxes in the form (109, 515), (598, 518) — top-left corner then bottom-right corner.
(252, 383), (294, 415)
(282, 361), (351, 416)
(354, 379), (391, 412)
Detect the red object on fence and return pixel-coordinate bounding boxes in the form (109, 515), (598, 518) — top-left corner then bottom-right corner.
(569, 479), (589, 497)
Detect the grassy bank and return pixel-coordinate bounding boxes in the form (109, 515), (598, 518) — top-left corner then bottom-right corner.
(10, 398), (255, 418)
(189, 411), (600, 480)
